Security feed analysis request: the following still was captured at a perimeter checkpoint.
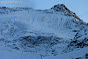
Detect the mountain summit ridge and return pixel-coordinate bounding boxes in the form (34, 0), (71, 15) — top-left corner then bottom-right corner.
(51, 4), (82, 21)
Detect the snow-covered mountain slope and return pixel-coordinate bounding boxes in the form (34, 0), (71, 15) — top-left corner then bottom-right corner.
(0, 4), (88, 59)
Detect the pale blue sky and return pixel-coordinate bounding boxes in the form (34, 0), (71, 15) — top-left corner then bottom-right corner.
(0, 0), (88, 22)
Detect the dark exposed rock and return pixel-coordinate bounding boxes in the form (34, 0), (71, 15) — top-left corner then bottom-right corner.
(85, 53), (88, 58)
(51, 4), (82, 21)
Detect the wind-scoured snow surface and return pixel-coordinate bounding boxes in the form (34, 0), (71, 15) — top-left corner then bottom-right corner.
(0, 4), (88, 59)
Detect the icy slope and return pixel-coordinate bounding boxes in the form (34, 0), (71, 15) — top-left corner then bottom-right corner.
(0, 4), (88, 59)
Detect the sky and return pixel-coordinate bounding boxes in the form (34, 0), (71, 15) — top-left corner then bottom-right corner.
(0, 0), (88, 23)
